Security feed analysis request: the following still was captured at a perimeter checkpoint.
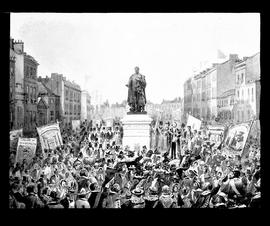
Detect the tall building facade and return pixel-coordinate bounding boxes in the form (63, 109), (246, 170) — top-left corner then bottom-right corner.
(64, 79), (81, 124)
(37, 81), (61, 127)
(10, 38), (25, 130)
(81, 90), (91, 121)
(217, 89), (235, 123)
(233, 52), (260, 123)
(40, 73), (81, 126)
(10, 53), (16, 130)
(183, 54), (256, 124)
(23, 54), (39, 134)
(146, 98), (182, 122)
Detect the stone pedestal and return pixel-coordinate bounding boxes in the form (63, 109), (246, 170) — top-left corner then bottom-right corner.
(121, 113), (152, 150)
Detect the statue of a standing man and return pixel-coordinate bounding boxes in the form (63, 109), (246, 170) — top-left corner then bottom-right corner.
(126, 66), (147, 113)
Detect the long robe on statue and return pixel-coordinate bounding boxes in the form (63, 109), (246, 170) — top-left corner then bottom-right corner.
(127, 73), (146, 111)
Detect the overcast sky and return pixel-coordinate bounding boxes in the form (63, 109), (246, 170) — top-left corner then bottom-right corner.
(10, 13), (260, 104)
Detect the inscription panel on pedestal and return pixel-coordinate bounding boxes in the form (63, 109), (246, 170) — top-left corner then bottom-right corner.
(124, 124), (149, 130)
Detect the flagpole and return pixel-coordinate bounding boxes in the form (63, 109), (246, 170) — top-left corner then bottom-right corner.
(241, 117), (255, 159)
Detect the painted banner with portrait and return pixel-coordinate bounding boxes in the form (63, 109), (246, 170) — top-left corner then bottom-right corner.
(37, 122), (63, 151)
(10, 129), (23, 151)
(72, 120), (81, 131)
(16, 138), (37, 165)
(208, 125), (225, 146)
(222, 122), (252, 156)
(186, 115), (201, 132)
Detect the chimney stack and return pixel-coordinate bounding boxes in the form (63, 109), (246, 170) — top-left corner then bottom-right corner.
(13, 40), (24, 53)
(229, 54), (239, 61)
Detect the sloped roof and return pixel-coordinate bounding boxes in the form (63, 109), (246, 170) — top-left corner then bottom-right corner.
(24, 53), (39, 65)
(38, 81), (60, 97)
(219, 89), (235, 98)
(37, 81), (48, 95)
(37, 96), (49, 108)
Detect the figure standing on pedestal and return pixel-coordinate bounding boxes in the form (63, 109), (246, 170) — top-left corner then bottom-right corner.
(126, 66), (147, 113)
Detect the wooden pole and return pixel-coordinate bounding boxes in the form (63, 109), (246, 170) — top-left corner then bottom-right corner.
(241, 118), (255, 159)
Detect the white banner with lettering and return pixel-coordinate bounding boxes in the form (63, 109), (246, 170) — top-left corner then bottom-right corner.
(37, 122), (63, 151)
(16, 138), (37, 165)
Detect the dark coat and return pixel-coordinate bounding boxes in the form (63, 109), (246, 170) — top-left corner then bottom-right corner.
(144, 195), (159, 208)
(88, 191), (102, 208)
(192, 190), (212, 208)
(121, 199), (133, 209)
(13, 192), (25, 204)
(102, 193), (120, 208)
(46, 201), (64, 209)
(24, 193), (44, 208)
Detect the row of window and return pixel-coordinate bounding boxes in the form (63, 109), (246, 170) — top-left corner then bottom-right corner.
(192, 88), (216, 102)
(218, 111), (233, 120)
(25, 84), (37, 101)
(11, 107), (59, 130)
(236, 72), (244, 85)
(64, 103), (81, 115)
(26, 110), (37, 124)
(65, 89), (81, 102)
(25, 65), (37, 78)
(237, 87), (254, 102)
(218, 97), (234, 107)
(236, 109), (252, 122)
(38, 110), (60, 126)
(192, 74), (216, 90)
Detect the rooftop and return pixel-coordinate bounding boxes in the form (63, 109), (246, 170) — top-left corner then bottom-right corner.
(64, 79), (81, 90)
(38, 81), (60, 97)
(219, 89), (235, 98)
(24, 53), (39, 65)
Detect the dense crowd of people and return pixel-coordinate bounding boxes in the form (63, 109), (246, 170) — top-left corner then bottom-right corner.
(9, 119), (261, 208)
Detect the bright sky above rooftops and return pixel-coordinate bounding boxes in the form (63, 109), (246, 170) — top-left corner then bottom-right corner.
(11, 13), (260, 104)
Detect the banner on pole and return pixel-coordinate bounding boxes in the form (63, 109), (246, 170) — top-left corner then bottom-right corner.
(186, 115), (201, 131)
(16, 138), (37, 165)
(208, 125), (225, 145)
(72, 120), (81, 131)
(10, 129), (23, 151)
(37, 122), (63, 151)
(223, 122), (252, 156)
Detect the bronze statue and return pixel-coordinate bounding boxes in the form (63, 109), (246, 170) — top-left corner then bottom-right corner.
(126, 66), (147, 113)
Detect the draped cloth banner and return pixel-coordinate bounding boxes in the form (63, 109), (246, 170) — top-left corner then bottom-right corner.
(208, 125), (225, 146)
(10, 129), (23, 151)
(16, 138), (37, 165)
(37, 122), (63, 151)
(72, 120), (81, 131)
(186, 114), (201, 131)
(222, 122), (252, 156)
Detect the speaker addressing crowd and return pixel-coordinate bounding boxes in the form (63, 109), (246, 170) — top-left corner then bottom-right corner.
(9, 118), (261, 208)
